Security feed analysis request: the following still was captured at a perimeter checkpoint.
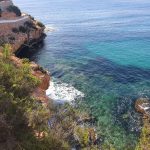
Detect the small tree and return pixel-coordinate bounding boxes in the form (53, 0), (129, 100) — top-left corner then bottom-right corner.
(2, 44), (12, 59)
(19, 26), (27, 33)
(7, 5), (21, 16)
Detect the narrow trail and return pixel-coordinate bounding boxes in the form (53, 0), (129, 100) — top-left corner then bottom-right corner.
(0, 16), (29, 24)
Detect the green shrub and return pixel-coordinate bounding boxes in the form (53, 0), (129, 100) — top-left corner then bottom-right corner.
(8, 36), (15, 43)
(0, 45), (99, 149)
(0, 46), (71, 149)
(29, 15), (35, 20)
(7, 5), (21, 16)
(19, 26), (27, 33)
(2, 44), (12, 59)
(37, 21), (45, 28)
(12, 27), (19, 33)
(135, 119), (150, 150)
(74, 126), (89, 147)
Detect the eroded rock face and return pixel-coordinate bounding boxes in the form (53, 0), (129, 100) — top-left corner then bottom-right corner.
(0, 18), (45, 53)
(0, 1), (49, 104)
(7, 54), (50, 104)
(0, 1), (45, 53)
(32, 69), (50, 105)
(135, 98), (150, 117)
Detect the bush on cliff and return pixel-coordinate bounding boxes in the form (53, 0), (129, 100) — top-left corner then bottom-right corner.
(12, 28), (19, 33)
(24, 21), (37, 30)
(37, 21), (45, 28)
(0, 51), (70, 149)
(2, 44), (12, 59)
(19, 26), (27, 33)
(7, 5), (21, 16)
(0, 45), (99, 149)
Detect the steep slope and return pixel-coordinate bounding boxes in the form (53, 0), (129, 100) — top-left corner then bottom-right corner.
(0, 0), (45, 53)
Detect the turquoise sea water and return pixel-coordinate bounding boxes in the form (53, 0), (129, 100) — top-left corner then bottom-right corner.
(14, 0), (150, 149)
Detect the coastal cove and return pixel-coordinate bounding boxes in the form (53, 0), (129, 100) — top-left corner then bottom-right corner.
(14, 0), (150, 149)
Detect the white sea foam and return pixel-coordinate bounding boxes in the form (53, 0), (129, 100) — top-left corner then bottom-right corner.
(46, 79), (84, 103)
(45, 24), (56, 32)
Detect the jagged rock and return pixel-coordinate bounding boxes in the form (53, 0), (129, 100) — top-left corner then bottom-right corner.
(0, 0), (45, 53)
(30, 61), (39, 71)
(0, 0), (50, 105)
(135, 98), (150, 117)
(32, 70), (50, 105)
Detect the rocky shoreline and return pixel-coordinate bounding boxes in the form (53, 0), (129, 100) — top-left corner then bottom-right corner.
(1, 0), (149, 149)
(0, 0), (50, 105)
(0, 1), (100, 149)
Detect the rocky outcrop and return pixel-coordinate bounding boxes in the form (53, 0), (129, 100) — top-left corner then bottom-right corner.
(32, 66), (50, 105)
(135, 98), (150, 117)
(0, 0), (19, 19)
(0, 0), (49, 104)
(7, 54), (50, 104)
(0, 17), (45, 53)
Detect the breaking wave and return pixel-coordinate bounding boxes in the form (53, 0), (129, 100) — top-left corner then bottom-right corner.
(46, 79), (84, 103)
(45, 24), (56, 32)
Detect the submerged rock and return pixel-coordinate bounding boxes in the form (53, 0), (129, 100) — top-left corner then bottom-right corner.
(135, 98), (150, 117)
(135, 98), (150, 149)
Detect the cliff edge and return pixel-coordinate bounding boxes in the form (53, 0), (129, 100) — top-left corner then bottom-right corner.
(0, 0), (49, 103)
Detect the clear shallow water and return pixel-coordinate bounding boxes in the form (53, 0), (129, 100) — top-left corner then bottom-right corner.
(14, 0), (150, 149)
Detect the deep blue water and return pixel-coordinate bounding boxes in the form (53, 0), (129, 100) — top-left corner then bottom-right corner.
(14, 0), (150, 149)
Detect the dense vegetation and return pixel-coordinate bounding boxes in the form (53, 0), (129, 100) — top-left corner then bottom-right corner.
(0, 45), (100, 150)
(7, 5), (21, 16)
(135, 118), (150, 150)
(36, 21), (45, 28)
(0, 45), (70, 149)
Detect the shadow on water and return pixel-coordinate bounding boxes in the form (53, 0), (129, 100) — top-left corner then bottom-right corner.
(75, 56), (150, 84)
(73, 56), (150, 134)
(15, 42), (150, 137)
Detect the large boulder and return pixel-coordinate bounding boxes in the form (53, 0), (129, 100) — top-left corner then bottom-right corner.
(135, 98), (150, 116)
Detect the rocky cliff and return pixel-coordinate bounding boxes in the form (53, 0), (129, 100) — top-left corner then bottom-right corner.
(0, 0), (50, 104)
(0, 2), (100, 149)
(0, 0), (46, 51)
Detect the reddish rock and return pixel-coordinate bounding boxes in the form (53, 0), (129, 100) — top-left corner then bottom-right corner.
(32, 70), (50, 90)
(0, 0), (50, 105)
(10, 55), (22, 67)
(32, 87), (49, 106)
(1, 12), (16, 19)
(135, 98), (150, 116)
(32, 70), (50, 105)
(0, 52), (50, 105)
(30, 62), (39, 71)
